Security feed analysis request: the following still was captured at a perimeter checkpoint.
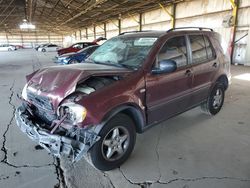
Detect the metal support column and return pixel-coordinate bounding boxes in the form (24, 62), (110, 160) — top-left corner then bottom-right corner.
(85, 28), (88, 39)
(128, 13), (141, 31)
(229, 0), (239, 63)
(79, 29), (82, 40)
(93, 25), (96, 39)
(118, 19), (121, 34)
(5, 31), (9, 44)
(159, 3), (176, 29)
(21, 31), (24, 46)
(139, 13), (142, 31)
(104, 22), (107, 38)
(48, 32), (51, 43)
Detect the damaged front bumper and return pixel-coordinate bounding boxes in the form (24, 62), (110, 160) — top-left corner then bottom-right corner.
(15, 106), (100, 162)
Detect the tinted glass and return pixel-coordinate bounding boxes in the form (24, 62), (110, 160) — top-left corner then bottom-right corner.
(73, 44), (82, 48)
(189, 35), (207, 64)
(204, 35), (216, 60)
(158, 36), (187, 68)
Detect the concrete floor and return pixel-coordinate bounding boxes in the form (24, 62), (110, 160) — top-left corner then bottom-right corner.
(0, 49), (250, 188)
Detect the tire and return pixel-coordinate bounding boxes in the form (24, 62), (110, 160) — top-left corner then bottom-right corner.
(90, 113), (136, 171)
(42, 48), (46, 52)
(201, 83), (225, 115)
(8, 48), (11, 51)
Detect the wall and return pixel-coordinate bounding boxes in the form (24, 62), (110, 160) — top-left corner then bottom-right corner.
(70, 0), (250, 65)
(0, 30), (63, 48)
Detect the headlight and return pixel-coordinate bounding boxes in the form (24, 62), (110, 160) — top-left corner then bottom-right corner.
(57, 103), (87, 124)
(58, 56), (69, 63)
(22, 84), (28, 100)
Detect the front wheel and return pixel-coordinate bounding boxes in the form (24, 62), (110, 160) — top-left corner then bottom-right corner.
(8, 48), (12, 51)
(201, 83), (225, 115)
(42, 48), (46, 52)
(90, 114), (136, 171)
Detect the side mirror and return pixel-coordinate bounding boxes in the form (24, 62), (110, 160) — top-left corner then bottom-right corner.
(152, 59), (177, 74)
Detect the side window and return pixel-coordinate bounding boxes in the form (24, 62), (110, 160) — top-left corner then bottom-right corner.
(204, 35), (216, 60)
(84, 43), (91, 48)
(158, 36), (187, 68)
(189, 35), (207, 64)
(73, 44), (81, 48)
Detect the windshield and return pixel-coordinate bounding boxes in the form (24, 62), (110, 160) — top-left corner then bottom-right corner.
(87, 36), (158, 69)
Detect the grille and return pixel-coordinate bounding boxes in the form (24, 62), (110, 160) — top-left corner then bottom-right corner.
(27, 91), (53, 111)
(27, 91), (56, 124)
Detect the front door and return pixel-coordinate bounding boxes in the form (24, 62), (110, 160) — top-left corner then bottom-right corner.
(146, 35), (193, 125)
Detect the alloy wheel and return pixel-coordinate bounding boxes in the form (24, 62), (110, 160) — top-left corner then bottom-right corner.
(101, 126), (130, 161)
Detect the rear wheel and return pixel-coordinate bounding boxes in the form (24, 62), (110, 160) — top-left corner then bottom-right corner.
(42, 48), (46, 52)
(8, 48), (11, 51)
(201, 83), (225, 115)
(90, 114), (136, 171)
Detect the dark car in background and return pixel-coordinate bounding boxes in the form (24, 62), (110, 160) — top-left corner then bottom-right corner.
(55, 45), (99, 64)
(15, 28), (230, 171)
(57, 37), (106, 56)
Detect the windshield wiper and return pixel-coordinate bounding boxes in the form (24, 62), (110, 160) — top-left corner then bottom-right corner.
(88, 60), (136, 70)
(119, 63), (137, 70)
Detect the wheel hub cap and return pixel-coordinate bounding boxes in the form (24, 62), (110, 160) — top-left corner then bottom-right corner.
(102, 126), (129, 161)
(213, 89), (222, 109)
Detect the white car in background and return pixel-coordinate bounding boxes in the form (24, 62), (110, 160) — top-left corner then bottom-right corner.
(38, 44), (60, 52)
(0, 44), (16, 51)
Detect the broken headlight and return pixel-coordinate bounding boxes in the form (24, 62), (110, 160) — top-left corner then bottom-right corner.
(57, 103), (87, 124)
(22, 83), (28, 100)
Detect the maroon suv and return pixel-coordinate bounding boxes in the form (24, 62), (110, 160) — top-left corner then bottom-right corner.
(15, 28), (230, 171)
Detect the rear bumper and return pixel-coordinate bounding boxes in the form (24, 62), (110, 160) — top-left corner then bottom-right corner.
(15, 106), (100, 162)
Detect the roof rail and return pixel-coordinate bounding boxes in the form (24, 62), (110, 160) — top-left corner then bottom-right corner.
(167, 27), (213, 32)
(119, 30), (158, 35)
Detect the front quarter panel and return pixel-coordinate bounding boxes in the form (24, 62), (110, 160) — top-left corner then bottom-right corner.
(77, 71), (146, 127)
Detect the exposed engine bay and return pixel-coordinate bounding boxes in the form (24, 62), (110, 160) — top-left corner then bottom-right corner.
(75, 76), (119, 95)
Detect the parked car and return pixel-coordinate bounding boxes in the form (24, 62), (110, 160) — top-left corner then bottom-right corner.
(14, 45), (25, 49)
(38, 44), (60, 52)
(57, 37), (106, 56)
(15, 28), (230, 171)
(0, 44), (16, 51)
(35, 43), (51, 51)
(55, 45), (99, 64)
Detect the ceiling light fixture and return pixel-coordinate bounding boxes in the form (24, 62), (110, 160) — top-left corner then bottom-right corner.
(20, 21), (36, 30)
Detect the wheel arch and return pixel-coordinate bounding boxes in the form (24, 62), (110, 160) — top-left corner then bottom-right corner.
(216, 74), (229, 90)
(100, 104), (146, 134)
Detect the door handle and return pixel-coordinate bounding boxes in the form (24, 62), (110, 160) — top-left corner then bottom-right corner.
(185, 69), (192, 76)
(212, 62), (218, 68)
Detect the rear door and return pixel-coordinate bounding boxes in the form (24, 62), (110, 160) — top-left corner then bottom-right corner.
(187, 34), (217, 105)
(146, 35), (193, 125)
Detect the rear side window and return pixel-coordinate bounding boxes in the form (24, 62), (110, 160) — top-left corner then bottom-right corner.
(158, 36), (187, 68)
(189, 35), (216, 64)
(84, 43), (93, 48)
(189, 35), (207, 64)
(204, 35), (216, 60)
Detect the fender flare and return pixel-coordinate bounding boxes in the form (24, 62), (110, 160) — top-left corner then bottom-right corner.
(93, 104), (146, 135)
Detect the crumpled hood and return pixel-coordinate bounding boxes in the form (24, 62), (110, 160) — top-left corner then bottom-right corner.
(26, 63), (132, 111)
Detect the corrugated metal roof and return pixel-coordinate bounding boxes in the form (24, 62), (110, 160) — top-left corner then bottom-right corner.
(0, 0), (181, 34)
